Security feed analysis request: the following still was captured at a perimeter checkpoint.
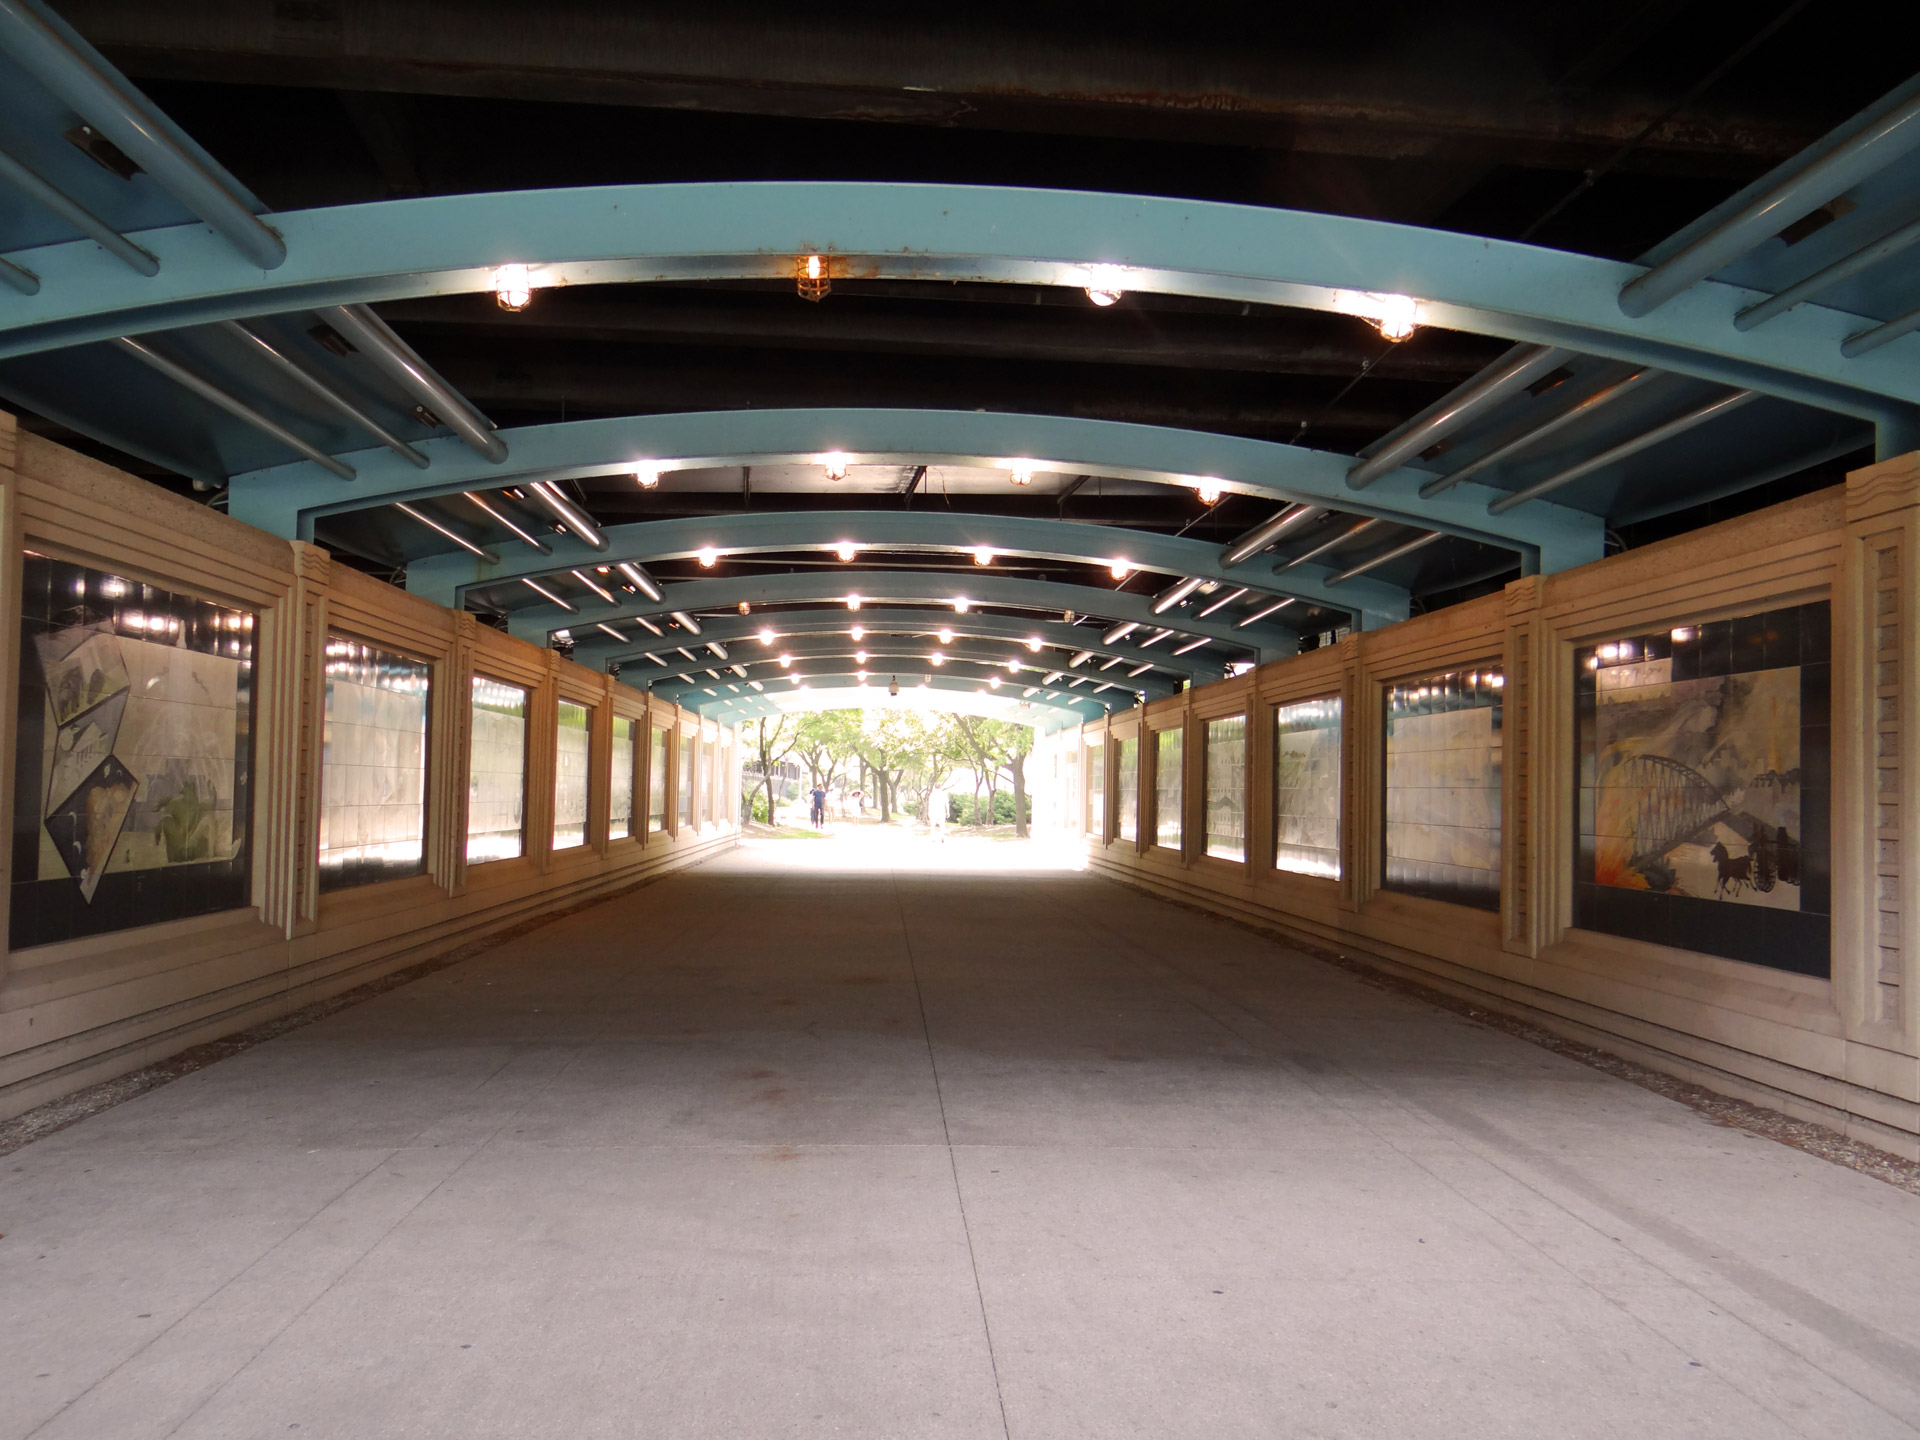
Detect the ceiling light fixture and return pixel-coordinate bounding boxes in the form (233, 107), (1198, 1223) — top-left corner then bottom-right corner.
(930, 651), (946, 666)
(1110, 559), (1132, 580)
(972, 546), (993, 566)
(697, 548), (718, 568)
(850, 624), (865, 641)
(778, 653), (793, 668)
(1083, 263), (1126, 307)
(846, 593), (863, 611)
(937, 627), (954, 644)
(1196, 479), (1224, 505)
(952, 597), (970, 614)
(835, 540), (858, 562)
(798, 253), (830, 302)
(1026, 635), (1043, 651)
(492, 263), (534, 312)
(633, 465), (661, 489)
(758, 627), (776, 645)
(822, 452), (850, 480)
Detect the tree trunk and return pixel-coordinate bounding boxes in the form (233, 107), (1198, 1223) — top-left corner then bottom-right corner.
(1011, 754), (1028, 837)
(876, 767), (891, 821)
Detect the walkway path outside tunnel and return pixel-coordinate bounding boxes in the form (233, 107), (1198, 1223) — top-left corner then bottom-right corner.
(5, 831), (1920, 1439)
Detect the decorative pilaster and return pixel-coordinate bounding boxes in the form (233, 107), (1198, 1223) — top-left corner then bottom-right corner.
(1843, 454), (1920, 1045)
(1502, 575), (1549, 957)
(257, 541), (329, 937)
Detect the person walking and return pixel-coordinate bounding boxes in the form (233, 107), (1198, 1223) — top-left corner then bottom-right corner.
(809, 784), (827, 828)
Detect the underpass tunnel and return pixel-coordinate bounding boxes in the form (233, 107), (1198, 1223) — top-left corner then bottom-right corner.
(1, 7), (1919, 1436)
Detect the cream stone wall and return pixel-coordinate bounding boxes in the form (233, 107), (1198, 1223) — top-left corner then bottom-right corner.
(0, 416), (740, 1121)
(1044, 459), (1920, 1159)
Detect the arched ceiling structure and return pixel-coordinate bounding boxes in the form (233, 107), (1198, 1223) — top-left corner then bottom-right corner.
(0, 1), (1913, 725)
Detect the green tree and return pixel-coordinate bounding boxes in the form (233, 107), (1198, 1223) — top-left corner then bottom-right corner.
(748, 714), (798, 828)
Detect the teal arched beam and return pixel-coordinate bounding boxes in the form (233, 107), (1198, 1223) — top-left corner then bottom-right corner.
(628, 634), (1183, 700)
(246, 409), (1599, 578)
(408, 508), (1408, 629)
(502, 571), (1305, 662)
(652, 658), (1121, 721)
(2, 183), (1914, 424)
(575, 607), (1227, 681)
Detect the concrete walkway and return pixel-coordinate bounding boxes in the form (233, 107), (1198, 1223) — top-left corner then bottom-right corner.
(6, 833), (1920, 1439)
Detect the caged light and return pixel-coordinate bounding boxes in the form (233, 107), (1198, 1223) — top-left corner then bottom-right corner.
(821, 452), (850, 481)
(697, 548), (718, 568)
(1083, 264), (1126, 307)
(492, 263), (534, 312)
(836, 540), (859, 562)
(797, 253), (830, 302)
(1195, 479), (1224, 505)
(1109, 558), (1132, 580)
(850, 624), (866, 641)
(633, 465), (662, 489)
(937, 627), (954, 644)
(972, 546), (994, 566)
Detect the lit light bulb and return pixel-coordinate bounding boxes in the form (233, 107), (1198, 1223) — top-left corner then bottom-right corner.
(835, 541), (858, 562)
(1373, 293), (1419, 341)
(855, 650), (869, 663)
(990, 675), (1002, 688)
(697, 548), (718, 568)
(633, 465), (661, 489)
(846, 594), (863, 611)
(930, 651), (946, 666)
(850, 624), (865, 641)
(1006, 658), (1020, 672)
(492, 263), (533, 312)
(778, 653), (793, 668)
(1009, 468), (1032, 487)
(1196, 479), (1224, 505)
(1084, 264), (1125, 307)
(972, 546), (993, 567)
(758, 627), (776, 645)
(1027, 635), (1043, 652)
(952, 597), (970, 614)
(1110, 558), (1132, 580)
(822, 452), (850, 481)
(937, 627), (954, 644)
(807, 254), (823, 280)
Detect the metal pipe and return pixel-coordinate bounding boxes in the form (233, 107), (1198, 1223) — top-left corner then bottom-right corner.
(1149, 575), (1205, 614)
(570, 568), (614, 603)
(1127, 662), (1153, 677)
(1621, 89), (1920, 318)
(1346, 345), (1570, 490)
(221, 322), (427, 467)
(1841, 306), (1920, 359)
(615, 561), (663, 601)
(1736, 215), (1920, 331)
(1099, 655), (1125, 670)
(465, 493), (550, 553)
(322, 304), (507, 463)
(1327, 530), (1442, 584)
(520, 576), (575, 611)
(708, 641), (730, 660)
(393, 500), (498, 562)
(1171, 636), (1210, 656)
(1195, 586), (1247, 619)
(632, 614), (663, 637)
(1137, 628), (1175, 648)
(1101, 620), (1139, 644)
(1488, 390), (1761, 514)
(525, 479), (607, 550)
(1275, 517), (1379, 571)
(0, 0), (285, 269)
(112, 336), (355, 479)
(1219, 503), (1321, 567)
(1237, 597), (1298, 628)
(595, 623), (627, 642)
(0, 255), (36, 294)
(645, 653), (668, 667)
(0, 148), (157, 275)
(1418, 368), (1660, 498)
(1068, 650), (1093, 667)
(670, 610), (702, 635)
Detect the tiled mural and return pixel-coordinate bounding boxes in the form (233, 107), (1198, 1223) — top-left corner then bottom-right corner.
(1115, 735), (1138, 841)
(11, 558), (254, 948)
(1274, 697), (1341, 879)
(1384, 668), (1503, 910)
(1154, 727), (1183, 849)
(319, 637), (429, 891)
(1205, 716), (1246, 860)
(553, 700), (591, 849)
(1575, 602), (1830, 976)
(467, 676), (527, 863)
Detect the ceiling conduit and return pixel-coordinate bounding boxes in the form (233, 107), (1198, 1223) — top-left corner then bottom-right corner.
(1346, 345), (1570, 490)
(1418, 369), (1660, 499)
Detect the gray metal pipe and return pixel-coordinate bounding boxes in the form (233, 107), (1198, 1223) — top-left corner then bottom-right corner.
(1137, 628), (1176, 648)
(0, 0), (284, 269)
(1326, 530), (1441, 584)
(323, 304), (508, 463)
(1236, 597), (1297, 628)
(1841, 305), (1920, 359)
(393, 500), (498, 563)
(1488, 389), (1761, 515)
(1419, 368), (1660, 499)
(670, 610), (702, 635)
(1219, 503), (1321, 567)
(1620, 88), (1920, 319)
(112, 336), (354, 480)
(1275, 517), (1380, 571)
(1101, 620), (1139, 644)
(1736, 215), (1920, 331)
(525, 479), (607, 550)
(220, 322), (428, 468)
(616, 561), (664, 602)
(1195, 586), (1247, 618)
(0, 255), (36, 294)
(1346, 345), (1570, 490)
(0, 147), (157, 275)
(465, 493), (550, 553)
(1149, 576), (1206, 614)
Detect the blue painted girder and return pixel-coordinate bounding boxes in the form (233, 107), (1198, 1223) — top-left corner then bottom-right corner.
(407, 507), (1411, 629)
(234, 408), (1601, 584)
(504, 570), (1305, 663)
(3, 183), (1915, 425)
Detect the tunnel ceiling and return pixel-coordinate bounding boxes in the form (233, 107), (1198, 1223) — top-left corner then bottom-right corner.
(0, 1), (1915, 722)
